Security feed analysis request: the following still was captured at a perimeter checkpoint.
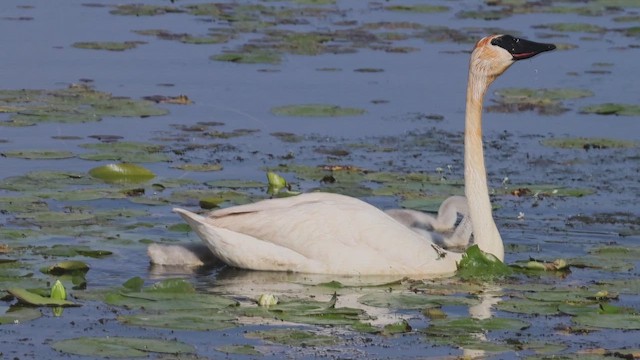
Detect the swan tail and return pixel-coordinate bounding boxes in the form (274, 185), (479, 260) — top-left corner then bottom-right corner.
(173, 208), (317, 272)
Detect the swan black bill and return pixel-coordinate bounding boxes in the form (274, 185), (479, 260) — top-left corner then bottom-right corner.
(491, 35), (556, 61)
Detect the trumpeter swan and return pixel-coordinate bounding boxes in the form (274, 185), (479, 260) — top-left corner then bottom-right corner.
(150, 34), (555, 275)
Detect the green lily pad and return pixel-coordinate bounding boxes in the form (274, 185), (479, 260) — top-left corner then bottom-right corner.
(110, 4), (184, 16)
(205, 179), (266, 188)
(81, 142), (169, 162)
(495, 298), (560, 315)
(1, 150), (75, 160)
(272, 104), (366, 117)
(534, 22), (606, 33)
(0, 85), (168, 125)
(573, 313), (640, 330)
(426, 316), (530, 337)
(385, 5), (449, 13)
(89, 163), (156, 184)
(72, 41), (144, 51)
(34, 245), (112, 258)
(14, 211), (96, 226)
(8, 288), (80, 307)
(541, 137), (637, 149)
(358, 291), (474, 309)
(119, 309), (236, 331)
(41, 260), (90, 275)
(51, 337), (194, 358)
(245, 329), (340, 347)
(580, 103), (640, 116)
(212, 51), (281, 64)
(488, 87), (593, 115)
(171, 163), (223, 172)
(216, 344), (262, 356)
(0, 306), (42, 324)
(239, 294), (367, 326)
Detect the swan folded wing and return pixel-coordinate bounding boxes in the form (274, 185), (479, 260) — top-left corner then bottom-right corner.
(207, 192), (365, 218)
(175, 208), (320, 272)
(200, 197), (457, 274)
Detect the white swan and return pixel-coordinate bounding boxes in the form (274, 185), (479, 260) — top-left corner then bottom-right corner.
(151, 34), (555, 275)
(385, 196), (472, 249)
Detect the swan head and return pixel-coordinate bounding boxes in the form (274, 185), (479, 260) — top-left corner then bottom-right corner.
(471, 34), (556, 79)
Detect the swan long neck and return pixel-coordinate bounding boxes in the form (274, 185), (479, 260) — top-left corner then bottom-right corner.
(464, 65), (504, 261)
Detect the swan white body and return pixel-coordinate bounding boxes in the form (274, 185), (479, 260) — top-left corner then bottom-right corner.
(385, 196), (472, 249)
(150, 34), (555, 275)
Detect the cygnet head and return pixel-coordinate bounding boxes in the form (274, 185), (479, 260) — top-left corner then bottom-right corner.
(470, 34), (556, 80)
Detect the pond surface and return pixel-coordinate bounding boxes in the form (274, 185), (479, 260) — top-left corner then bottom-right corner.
(1, 0), (640, 359)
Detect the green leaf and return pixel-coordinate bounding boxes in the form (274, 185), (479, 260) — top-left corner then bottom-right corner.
(89, 163), (155, 184)
(51, 337), (194, 357)
(456, 245), (513, 280)
(41, 261), (90, 275)
(0, 306), (42, 324)
(271, 104), (366, 117)
(8, 288), (80, 307)
(245, 329), (340, 346)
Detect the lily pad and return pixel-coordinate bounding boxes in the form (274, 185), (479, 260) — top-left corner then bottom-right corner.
(385, 5), (449, 13)
(51, 337), (194, 358)
(171, 163), (223, 172)
(41, 260), (90, 275)
(89, 163), (156, 184)
(8, 288), (80, 307)
(573, 313), (640, 330)
(245, 329), (340, 347)
(80, 142), (169, 163)
(72, 41), (143, 51)
(271, 104), (366, 117)
(212, 51), (281, 64)
(0, 85), (168, 125)
(1, 150), (75, 160)
(216, 344), (262, 356)
(119, 309), (236, 331)
(580, 103), (640, 116)
(0, 306), (42, 324)
(541, 137), (637, 149)
(488, 88), (593, 115)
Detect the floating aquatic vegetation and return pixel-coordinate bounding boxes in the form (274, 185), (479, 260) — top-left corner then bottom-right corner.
(171, 163), (223, 172)
(487, 87), (594, 115)
(33, 245), (112, 258)
(211, 51), (282, 64)
(41, 260), (90, 275)
(80, 142), (170, 162)
(134, 29), (232, 45)
(0, 306), (42, 325)
(541, 137), (637, 149)
(270, 131), (304, 143)
(384, 5), (449, 13)
(245, 329), (341, 347)
(51, 337), (194, 358)
(7, 288), (80, 307)
(580, 103), (640, 116)
(456, 245), (513, 280)
(0, 84), (168, 126)
(499, 184), (595, 198)
(1, 150), (75, 160)
(89, 163), (156, 184)
(72, 41), (145, 51)
(215, 345), (262, 356)
(271, 104), (366, 117)
(110, 4), (184, 16)
(533, 23), (606, 34)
